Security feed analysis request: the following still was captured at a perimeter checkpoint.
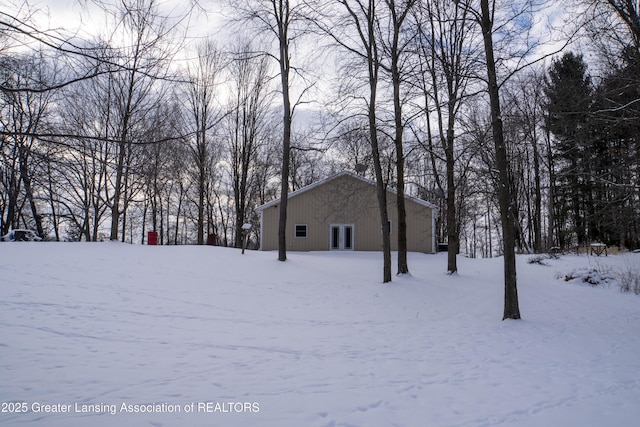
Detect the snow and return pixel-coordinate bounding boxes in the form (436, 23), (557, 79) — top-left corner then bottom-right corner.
(1, 243), (639, 427)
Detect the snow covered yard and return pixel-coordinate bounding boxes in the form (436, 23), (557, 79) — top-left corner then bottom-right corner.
(1, 243), (639, 427)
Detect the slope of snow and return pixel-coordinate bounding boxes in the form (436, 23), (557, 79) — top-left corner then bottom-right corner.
(1, 243), (639, 426)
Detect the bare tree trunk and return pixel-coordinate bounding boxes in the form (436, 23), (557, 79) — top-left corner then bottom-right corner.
(367, 1), (392, 282)
(416, 0), (476, 273)
(198, 145), (206, 244)
(531, 128), (542, 252)
(445, 123), (458, 272)
(45, 150), (60, 241)
(110, 139), (126, 240)
(18, 144), (44, 237)
(385, 0), (416, 275)
(479, 0), (520, 320)
(545, 125), (556, 249)
(110, 74), (133, 242)
(370, 78), (393, 283)
(331, 0), (392, 281)
(120, 148), (132, 243)
(275, 0), (293, 262)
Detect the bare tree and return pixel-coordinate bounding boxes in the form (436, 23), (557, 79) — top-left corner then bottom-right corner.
(476, 0), (520, 319)
(183, 40), (224, 244)
(585, 0), (640, 62)
(52, 41), (129, 242)
(502, 68), (548, 253)
(451, 0), (576, 317)
(414, 0), (480, 274)
(0, 50), (53, 237)
(329, 0), (393, 282)
(379, 0), (419, 274)
(105, 0), (177, 241)
(226, 42), (274, 248)
(0, 5), (109, 93)
(234, 0), (313, 261)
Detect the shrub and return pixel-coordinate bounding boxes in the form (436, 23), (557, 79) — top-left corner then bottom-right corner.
(561, 258), (640, 294)
(528, 255), (548, 265)
(562, 266), (616, 287)
(548, 247), (562, 259)
(617, 261), (640, 295)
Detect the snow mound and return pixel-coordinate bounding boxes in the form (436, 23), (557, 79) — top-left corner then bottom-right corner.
(561, 266), (617, 287)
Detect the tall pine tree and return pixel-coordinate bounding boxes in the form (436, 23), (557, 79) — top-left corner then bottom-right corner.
(544, 52), (593, 248)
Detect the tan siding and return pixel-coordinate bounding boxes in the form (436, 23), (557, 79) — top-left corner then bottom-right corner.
(260, 205), (279, 251)
(259, 173), (436, 253)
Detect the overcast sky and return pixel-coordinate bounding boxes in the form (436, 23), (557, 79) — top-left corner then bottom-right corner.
(25, 0), (574, 54)
(21, 0), (224, 44)
(9, 0), (590, 88)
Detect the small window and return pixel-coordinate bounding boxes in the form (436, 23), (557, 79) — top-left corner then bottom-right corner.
(295, 224), (308, 238)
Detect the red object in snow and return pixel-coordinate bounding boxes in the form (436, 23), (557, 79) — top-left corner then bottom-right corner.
(148, 231), (158, 245)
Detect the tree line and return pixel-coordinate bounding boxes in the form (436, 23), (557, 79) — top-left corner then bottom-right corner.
(1, 0), (639, 314)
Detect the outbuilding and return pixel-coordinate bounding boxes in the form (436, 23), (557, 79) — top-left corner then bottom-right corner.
(256, 171), (439, 253)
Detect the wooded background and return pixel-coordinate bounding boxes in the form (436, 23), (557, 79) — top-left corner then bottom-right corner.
(2, 0), (639, 259)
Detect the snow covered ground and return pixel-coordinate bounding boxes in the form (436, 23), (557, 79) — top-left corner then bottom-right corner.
(1, 242), (639, 427)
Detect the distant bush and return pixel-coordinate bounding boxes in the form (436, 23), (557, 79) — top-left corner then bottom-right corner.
(561, 259), (640, 294)
(562, 266), (616, 287)
(548, 247), (562, 259)
(528, 255), (548, 265)
(617, 261), (640, 295)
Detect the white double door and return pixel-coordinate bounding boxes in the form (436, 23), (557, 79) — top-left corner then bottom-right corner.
(330, 224), (354, 251)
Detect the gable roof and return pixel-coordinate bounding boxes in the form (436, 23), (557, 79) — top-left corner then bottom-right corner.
(255, 171), (440, 212)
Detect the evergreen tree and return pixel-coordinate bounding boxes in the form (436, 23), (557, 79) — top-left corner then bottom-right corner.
(589, 50), (640, 248)
(544, 52), (593, 248)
